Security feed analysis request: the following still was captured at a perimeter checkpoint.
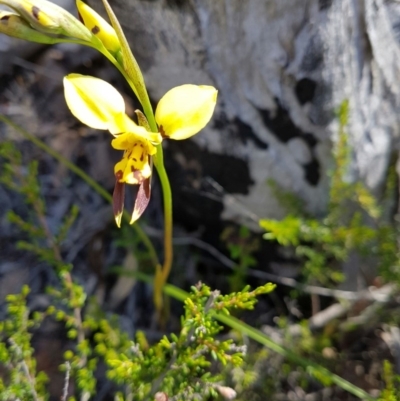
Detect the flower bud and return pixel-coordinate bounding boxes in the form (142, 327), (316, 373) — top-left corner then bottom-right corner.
(216, 385), (237, 400)
(0, 10), (55, 43)
(0, 0), (92, 41)
(155, 84), (218, 140)
(76, 0), (120, 54)
(154, 392), (168, 401)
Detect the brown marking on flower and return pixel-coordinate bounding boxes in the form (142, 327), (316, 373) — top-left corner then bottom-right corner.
(92, 25), (100, 34)
(140, 152), (144, 162)
(159, 125), (168, 139)
(131, 168), (144, 183)
(32, 6), (41, 21)
(143, 176), (151, 198)
(0, 15), (10, 21)
(115, 170), (123, 183)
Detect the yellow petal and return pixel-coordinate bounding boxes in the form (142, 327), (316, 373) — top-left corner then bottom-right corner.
(63, 74), (125, 130)
(111, 132), (139, 150)
(114, 157), (128, 177)
(155, 84), (218, 140)
(109, 112), (162, 145)
(76, 0), (120, 54)
(108, 112), (136, 135)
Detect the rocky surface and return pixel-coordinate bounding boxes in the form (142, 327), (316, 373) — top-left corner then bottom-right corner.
(1, 0), (399, 227)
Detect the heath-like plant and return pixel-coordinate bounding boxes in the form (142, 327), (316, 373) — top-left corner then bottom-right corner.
(260, 101), (398, 287)
(0, 141), (276, 400)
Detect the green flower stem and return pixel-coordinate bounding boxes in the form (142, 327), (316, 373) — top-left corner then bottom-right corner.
(143, 110), (174, 309)
(0, 114), (159, 267)
(153, 147), (173, 284)
(131, 271), (376, 401)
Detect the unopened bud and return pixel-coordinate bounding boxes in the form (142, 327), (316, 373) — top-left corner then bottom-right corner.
(0, 10), (55, 43)
(76, 0), (120, 54)
(0, 0), (92, 41)
(154, 392), (168, 401)
(216, 385), (237, 400)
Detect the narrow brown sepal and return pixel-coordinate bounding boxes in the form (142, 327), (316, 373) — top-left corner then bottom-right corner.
(130, 176), (151, 224)
(113, 171), (125, 227)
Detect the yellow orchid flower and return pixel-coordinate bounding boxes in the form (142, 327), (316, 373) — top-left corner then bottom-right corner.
(63, 73), (217, 226)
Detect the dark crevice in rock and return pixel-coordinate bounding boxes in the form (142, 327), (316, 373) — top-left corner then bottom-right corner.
(295, 78), (317, 105)
(303, 158), (320, 186)
(257, 102), (320, 186)
(213, 112), (268, 150)
(164, 140), (253, 230)
(165, 0), (188, 8)
(257, 102), (313, 144)
(319, 0), (333, 11)
(302, 132), (318, 149)
(232, 117), (269, 150)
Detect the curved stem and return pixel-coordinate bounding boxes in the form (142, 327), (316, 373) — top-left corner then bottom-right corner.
(153, 148), (173, 283)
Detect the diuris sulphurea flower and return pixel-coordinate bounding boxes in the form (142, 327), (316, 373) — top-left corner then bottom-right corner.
(63, 74), (217, 227)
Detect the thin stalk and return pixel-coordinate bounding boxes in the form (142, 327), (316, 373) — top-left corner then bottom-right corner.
(9, 339), (41, 401)
(154, 151), (173, 283)
(0, 115), (159, 267)
(98, 47), (175, 299)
